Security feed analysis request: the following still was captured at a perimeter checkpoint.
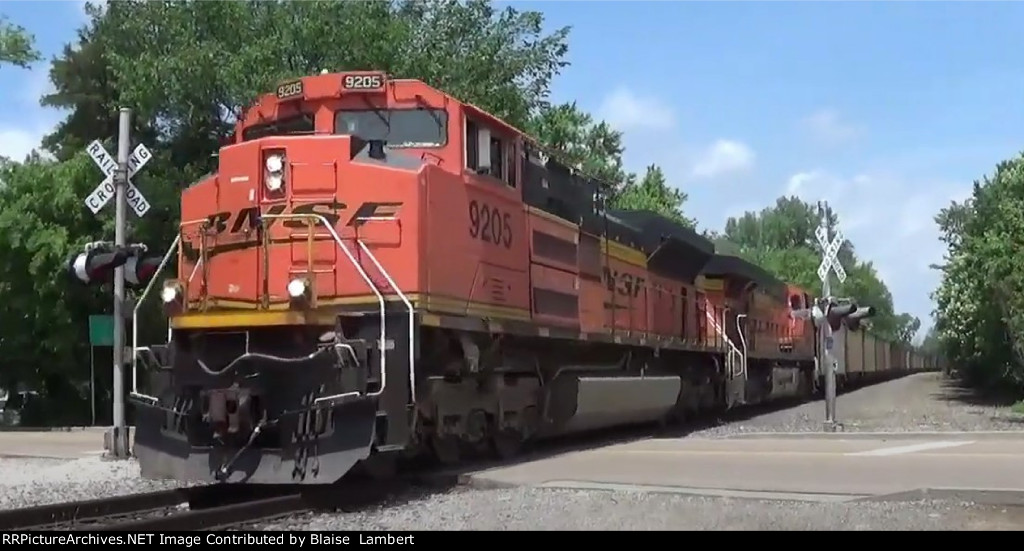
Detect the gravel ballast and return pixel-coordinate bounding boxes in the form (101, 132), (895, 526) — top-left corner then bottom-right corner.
(263, 486), (1024, 531)
(0, 456), (179, 511)
(692, 372), (1024, 437)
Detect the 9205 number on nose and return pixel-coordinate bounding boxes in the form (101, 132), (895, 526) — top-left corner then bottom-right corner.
(468, 200), (512, 249)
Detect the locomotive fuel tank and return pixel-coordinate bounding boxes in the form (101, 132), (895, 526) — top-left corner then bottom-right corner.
(539, 371), (682, 437)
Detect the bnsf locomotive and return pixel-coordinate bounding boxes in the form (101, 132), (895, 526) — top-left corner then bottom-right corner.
(128, 71), (938, 485)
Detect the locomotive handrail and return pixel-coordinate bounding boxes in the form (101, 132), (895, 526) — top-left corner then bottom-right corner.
(735, 314), (749, 379)
(259, 213), (389, 400)
(354, 240), (416, 407)
(129, 234), (182, 405)
(178, 217), (212, 310)
(704, 308), (745, 379)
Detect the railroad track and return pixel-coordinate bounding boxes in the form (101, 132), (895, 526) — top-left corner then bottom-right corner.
(0, 476), (444, 531)
(0, 484), (303, 531)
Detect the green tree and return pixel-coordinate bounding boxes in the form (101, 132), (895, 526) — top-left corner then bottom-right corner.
(932, 153), (1024, 390)
(0, 14), (39, 68)
(528, 102), (628, 191)
(0, 155), (112, 423)
(614, 164), (695, 227)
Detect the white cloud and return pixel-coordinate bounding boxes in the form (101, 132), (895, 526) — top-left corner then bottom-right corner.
(597, 87), (676, 132)
(800, 108), (864, 146)
(690, 139), (756, 179)
(0, 127), (45, 162)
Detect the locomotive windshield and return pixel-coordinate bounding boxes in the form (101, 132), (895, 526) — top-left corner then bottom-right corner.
(334, 109), (447, 147)
(241, 113), (315, 141)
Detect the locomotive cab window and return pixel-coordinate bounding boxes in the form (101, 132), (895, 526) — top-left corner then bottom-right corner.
(465, 118), (515, 187)
(789, 294), (803, 310)
(242, 113), (315, 141)
(334, 108), (448, 147)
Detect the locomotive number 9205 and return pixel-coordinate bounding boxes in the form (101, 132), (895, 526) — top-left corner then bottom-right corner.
(468, 199), (512, 249)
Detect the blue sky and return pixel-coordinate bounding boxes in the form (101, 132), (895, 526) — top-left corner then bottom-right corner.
(3, 1), (1024, 338)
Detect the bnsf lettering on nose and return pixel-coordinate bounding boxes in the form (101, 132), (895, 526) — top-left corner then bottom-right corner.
(204, 201), (403, 234)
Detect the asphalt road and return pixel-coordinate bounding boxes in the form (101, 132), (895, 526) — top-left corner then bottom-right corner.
(460, 431), (1024, 502)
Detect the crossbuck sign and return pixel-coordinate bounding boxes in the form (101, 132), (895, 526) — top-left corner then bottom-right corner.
(84, 140), (152, 217)
(815, 225), (847, 284)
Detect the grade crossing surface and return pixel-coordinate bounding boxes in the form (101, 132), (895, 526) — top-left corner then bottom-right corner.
(0, 428), (107, 459)
(458, 432), (1024, 501)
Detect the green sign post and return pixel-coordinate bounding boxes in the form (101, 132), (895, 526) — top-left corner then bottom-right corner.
(88, 314), (115, 425)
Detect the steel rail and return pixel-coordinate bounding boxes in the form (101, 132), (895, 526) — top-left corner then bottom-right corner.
(94, 493), (306, 531)
(0, 488), (189, 531)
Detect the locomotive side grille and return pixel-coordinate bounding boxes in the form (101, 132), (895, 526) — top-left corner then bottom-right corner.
(533, 230), (578, 264)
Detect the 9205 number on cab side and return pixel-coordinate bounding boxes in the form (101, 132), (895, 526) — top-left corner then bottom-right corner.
(468, 199), (512, 249)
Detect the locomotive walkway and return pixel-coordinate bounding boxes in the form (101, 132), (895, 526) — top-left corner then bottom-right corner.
(459, 431), (1024, 504)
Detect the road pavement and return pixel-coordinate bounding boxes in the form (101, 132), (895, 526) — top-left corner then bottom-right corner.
(0, 428), (107, 459)
(461, 431), (1024, 503)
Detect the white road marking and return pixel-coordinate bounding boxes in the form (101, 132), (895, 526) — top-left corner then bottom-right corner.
(846, 440), (975, 457)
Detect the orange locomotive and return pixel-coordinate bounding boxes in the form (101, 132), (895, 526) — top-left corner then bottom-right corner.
(129, 71), (890, 485)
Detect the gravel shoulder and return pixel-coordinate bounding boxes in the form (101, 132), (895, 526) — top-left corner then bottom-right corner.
(0, 456), (180, 511)
(691, 372), (1024, 437)
(264, 486), (1024, 531)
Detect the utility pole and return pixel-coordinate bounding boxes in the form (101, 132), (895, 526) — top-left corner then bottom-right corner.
(110, 108), (131, 458)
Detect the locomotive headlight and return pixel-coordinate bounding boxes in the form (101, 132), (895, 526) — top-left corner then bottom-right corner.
(160, 280), (185, 314)
(160, 285), (178, 303)
(265, 154), (284, 173)
(287, 278), (307, 298)
(287, 277), (314, 309)
(264, 152), (286, 192)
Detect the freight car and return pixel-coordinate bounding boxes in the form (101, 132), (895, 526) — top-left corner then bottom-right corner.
(126, 71), (937, 485)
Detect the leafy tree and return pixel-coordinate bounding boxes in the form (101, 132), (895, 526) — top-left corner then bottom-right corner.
(614, 164), (695, 227)
(0, 14), (39, 68)
(0, 155), (112, 423)
(528, 102), (628, 191)
(932, 153), (1024, 391)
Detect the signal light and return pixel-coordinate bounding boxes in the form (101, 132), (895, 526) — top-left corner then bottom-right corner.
(68, 247), (132, 285)
(824, 301), (857, 332)
(843, 306), (876, 331)
(124, 255), (163, 289)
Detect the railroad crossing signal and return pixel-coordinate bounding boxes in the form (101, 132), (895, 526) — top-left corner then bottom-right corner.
(815, 225), (847, 284)
(84, 140), (152, 217)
